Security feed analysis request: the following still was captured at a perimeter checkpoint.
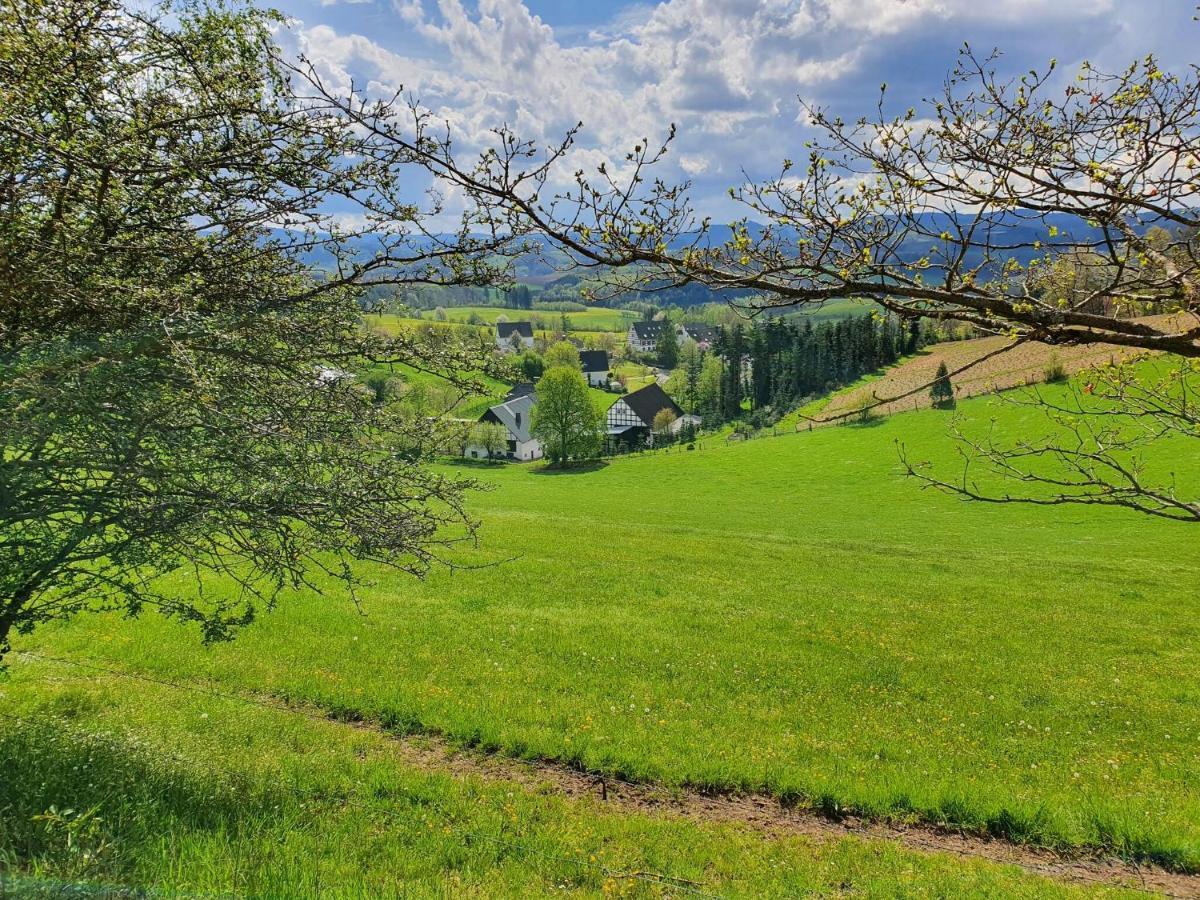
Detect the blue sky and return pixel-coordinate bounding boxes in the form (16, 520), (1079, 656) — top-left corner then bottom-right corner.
(278, 0), (1199, 220)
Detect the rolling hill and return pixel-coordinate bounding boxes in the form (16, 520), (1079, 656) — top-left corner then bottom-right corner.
(5, 374), (1199, 895)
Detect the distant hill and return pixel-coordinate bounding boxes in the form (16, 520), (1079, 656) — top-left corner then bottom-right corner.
(283, 210), (1107, 309)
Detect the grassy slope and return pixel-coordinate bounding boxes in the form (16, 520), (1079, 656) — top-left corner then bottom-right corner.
(1, 665), (1123, 898)
(7, 381), (1200, 884)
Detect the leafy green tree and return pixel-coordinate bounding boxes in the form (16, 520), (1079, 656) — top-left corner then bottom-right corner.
(517, 352), (545, 382)
(930, 362), (955, 409)
(470, 422), (509, 460)
(505, 285), (533, 309)
(0, 0), (512, 658)
(678, 341), (703, 413)
(721, 325), (745, 419)
(363, 371), (403, 405)
(652, 408), (678, 443)
(543, 341), (581, 370)
(531, 368), (602, 465)
(697, 355), (724, 421)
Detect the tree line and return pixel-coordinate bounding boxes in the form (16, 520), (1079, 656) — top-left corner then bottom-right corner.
(671, 314), (935, 427)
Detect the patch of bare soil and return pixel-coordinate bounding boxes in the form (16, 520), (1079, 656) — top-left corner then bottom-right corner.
(819, 313), (1189, 422)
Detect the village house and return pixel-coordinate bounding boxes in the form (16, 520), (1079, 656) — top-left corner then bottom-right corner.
(504, 382), (535, 402)
(677, 323), (720, 350)
(495, 321), (535, 353)
(579, 349), (611, 387)
(464, 392), (542, 461)
(626, 320), (672, 354)
(605, 382), (700, 448)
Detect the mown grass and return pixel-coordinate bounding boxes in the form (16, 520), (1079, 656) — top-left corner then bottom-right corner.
(0, 665), (1122, 898)
(7, 377), (1200, 880)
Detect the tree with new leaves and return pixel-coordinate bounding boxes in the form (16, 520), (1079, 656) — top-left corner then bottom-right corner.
(470, 422), (509, 460)
(531, 368), (602, 465)
(0, 0), (519, 658)
(930, 363), (955, 409)
(544, 341), (581, 370)
(517, 351), (545, 382)
(652, 408), (678, 443)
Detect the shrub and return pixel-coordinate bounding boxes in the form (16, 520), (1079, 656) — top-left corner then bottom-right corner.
(1044, 355), (1068, 383)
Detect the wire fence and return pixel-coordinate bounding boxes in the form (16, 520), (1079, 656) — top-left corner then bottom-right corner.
(3, 650), (726, 899)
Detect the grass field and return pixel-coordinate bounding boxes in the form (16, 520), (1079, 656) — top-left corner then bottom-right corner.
(1, 673), (1125, 898)
(5, 378), (1199, 894)
(372, 306), (636, 333)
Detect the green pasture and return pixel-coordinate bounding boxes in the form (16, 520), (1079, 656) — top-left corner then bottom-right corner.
(5, 377), (1199, 894)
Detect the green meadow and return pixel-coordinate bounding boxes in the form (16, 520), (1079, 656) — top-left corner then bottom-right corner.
(5, 380), (1199, 893)
(371, 306), (637, 334)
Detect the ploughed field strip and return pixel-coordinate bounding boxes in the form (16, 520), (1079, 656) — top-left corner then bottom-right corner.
(819, 313), (1183, 420)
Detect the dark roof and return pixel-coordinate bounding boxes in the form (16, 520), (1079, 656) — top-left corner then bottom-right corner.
(681, 324), (720, 343)
(620, 382), (683, 425)
(504, 382), (536, 401)
(479, 393), (536, 442)
(496, 321), (534, 338)
(579, 350), (610, 372)
(629, 320), (671, 339)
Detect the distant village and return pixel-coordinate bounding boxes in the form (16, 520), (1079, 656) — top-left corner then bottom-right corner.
(464, 320), (707, 462)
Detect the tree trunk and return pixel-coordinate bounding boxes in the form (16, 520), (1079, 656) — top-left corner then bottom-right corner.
(0, 605), (16, 662)
(0, 584), (33, 662)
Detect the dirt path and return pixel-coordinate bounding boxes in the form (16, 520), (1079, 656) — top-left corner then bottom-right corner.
(341, 717), (1198, 898)
(15, 653), (1199, 897)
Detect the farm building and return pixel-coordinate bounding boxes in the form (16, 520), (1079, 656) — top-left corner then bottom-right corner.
(464, 393), (543, 461)
(579, 350), (611, 387)
(627, 320), (672, 353)
(495, 321), (535, 353)
(606, 382), (699, 448)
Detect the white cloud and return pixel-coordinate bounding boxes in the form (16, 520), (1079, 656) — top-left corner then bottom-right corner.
(294, 0), (1145, 215)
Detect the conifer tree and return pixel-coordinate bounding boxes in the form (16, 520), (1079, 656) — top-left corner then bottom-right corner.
(930, 362), (955, 409)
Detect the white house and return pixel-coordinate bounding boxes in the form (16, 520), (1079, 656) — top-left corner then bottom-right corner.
(605, 382), (699, 448)
(495, 321), (535, 353)
(626, 320), (672, 354)
(579, 349), (611, 387)
(464, 392), (543, 461)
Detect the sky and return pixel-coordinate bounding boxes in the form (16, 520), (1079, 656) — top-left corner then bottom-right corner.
(276, 0), (1199, 220)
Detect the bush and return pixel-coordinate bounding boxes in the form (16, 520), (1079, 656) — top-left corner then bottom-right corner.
(1043, 355), (1068, 383)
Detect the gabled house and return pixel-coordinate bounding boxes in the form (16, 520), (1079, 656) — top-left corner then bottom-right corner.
(579, 349), (611, 387)
(605, 382), (699, 447)
(495, 321), (535, 353)
(627, 320), (673, 353)
(464, 392), (542, 461)
(677, 323), (720, 350)
(503, 382), (536, 402)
